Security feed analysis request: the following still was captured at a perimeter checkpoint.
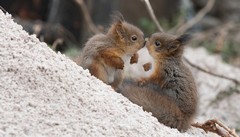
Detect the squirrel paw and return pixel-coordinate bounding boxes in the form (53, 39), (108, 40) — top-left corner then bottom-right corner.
(130, 53), (139, 64)
(116, 63), (124, 70)
(143, 62), (152, 71)
(113, 58), (124, 69)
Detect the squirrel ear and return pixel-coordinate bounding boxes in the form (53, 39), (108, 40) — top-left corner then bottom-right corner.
(115, 23), (126, 39)
(110, 11), (126, 38)
(167, 41), (181, 52)
(176, 34), (191, 45)
(168, 34), (191, 52)
(111, 11), (125, 24)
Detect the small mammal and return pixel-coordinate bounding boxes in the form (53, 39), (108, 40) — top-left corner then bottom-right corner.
(78, 14), (144, 89)
(119, 32), (198, 131)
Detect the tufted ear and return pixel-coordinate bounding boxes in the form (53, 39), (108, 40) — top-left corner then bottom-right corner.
(111, 11), (125, 24)
(176, 34), (191, 45)
(110, 12), (126, 39)
(115, 22), (126, 39)
(167, 34), (191, 52)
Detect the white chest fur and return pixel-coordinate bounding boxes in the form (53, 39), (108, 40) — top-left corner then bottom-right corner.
(124, 47), (155, 80)
(106, 67), (116, 84)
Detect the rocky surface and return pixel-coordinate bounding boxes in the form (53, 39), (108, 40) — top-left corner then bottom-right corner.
(185, 47), (240, 133)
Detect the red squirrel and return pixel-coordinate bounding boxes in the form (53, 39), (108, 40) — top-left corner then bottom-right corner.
(78, 14), (144, 89)
(119, 32), (198, 131)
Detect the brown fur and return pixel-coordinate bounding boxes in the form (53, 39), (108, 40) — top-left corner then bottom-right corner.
(119, 32), (197, 131)
(78, 15), (144, 89)
(143, 62), (152, 71)
(130, 53), (139, 64)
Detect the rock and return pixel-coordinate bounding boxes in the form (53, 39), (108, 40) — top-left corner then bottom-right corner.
(185, 47), (240, 134)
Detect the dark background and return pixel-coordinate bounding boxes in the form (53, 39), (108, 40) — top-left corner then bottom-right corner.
(1, 0), (240, 67)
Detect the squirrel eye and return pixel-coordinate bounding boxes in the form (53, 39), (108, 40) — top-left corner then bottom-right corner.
(131, 35), (137, 42)
(155, 40), (161, 47)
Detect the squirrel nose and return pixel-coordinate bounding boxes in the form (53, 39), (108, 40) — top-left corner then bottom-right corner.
(143, 38), (148, 47)
(143, 41), (146, 46)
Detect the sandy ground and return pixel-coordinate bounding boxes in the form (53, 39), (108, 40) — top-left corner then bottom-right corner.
(0, 10), (211, 137)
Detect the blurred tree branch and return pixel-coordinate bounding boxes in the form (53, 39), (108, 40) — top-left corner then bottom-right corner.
(14, 17), (77, 50)
(192, 119), (239, 137)
(141, 0), (240, 85)
(0, 6), (7, 13)
(140, 0), (164, 32)
(176, 0), (215, 34)
(52, 38), (64, 51)
(184, 57), (240, 85)
(75, 0), (101, 34)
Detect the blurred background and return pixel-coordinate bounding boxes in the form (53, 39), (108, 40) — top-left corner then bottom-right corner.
(1, 0), (240, 68)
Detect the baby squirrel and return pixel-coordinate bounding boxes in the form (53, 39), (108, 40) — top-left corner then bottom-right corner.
(119, 32), (198, 131)
(78, 14), (144, 89)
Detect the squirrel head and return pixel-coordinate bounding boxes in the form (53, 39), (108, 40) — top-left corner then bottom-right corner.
(107, 12), (145, 55)
(146, 32), (191, 60)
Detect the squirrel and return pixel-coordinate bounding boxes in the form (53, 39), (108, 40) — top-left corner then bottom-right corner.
(78, 14), (145, 89)
(118, 32), (198, 132)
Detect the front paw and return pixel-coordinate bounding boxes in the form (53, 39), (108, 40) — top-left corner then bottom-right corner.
(115, 59), (124, 69)
(130, 53), (139, 64)
(143, 62), (152, 71)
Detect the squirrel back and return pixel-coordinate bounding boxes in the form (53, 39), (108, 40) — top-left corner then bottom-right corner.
(79, 34), (113, 68)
